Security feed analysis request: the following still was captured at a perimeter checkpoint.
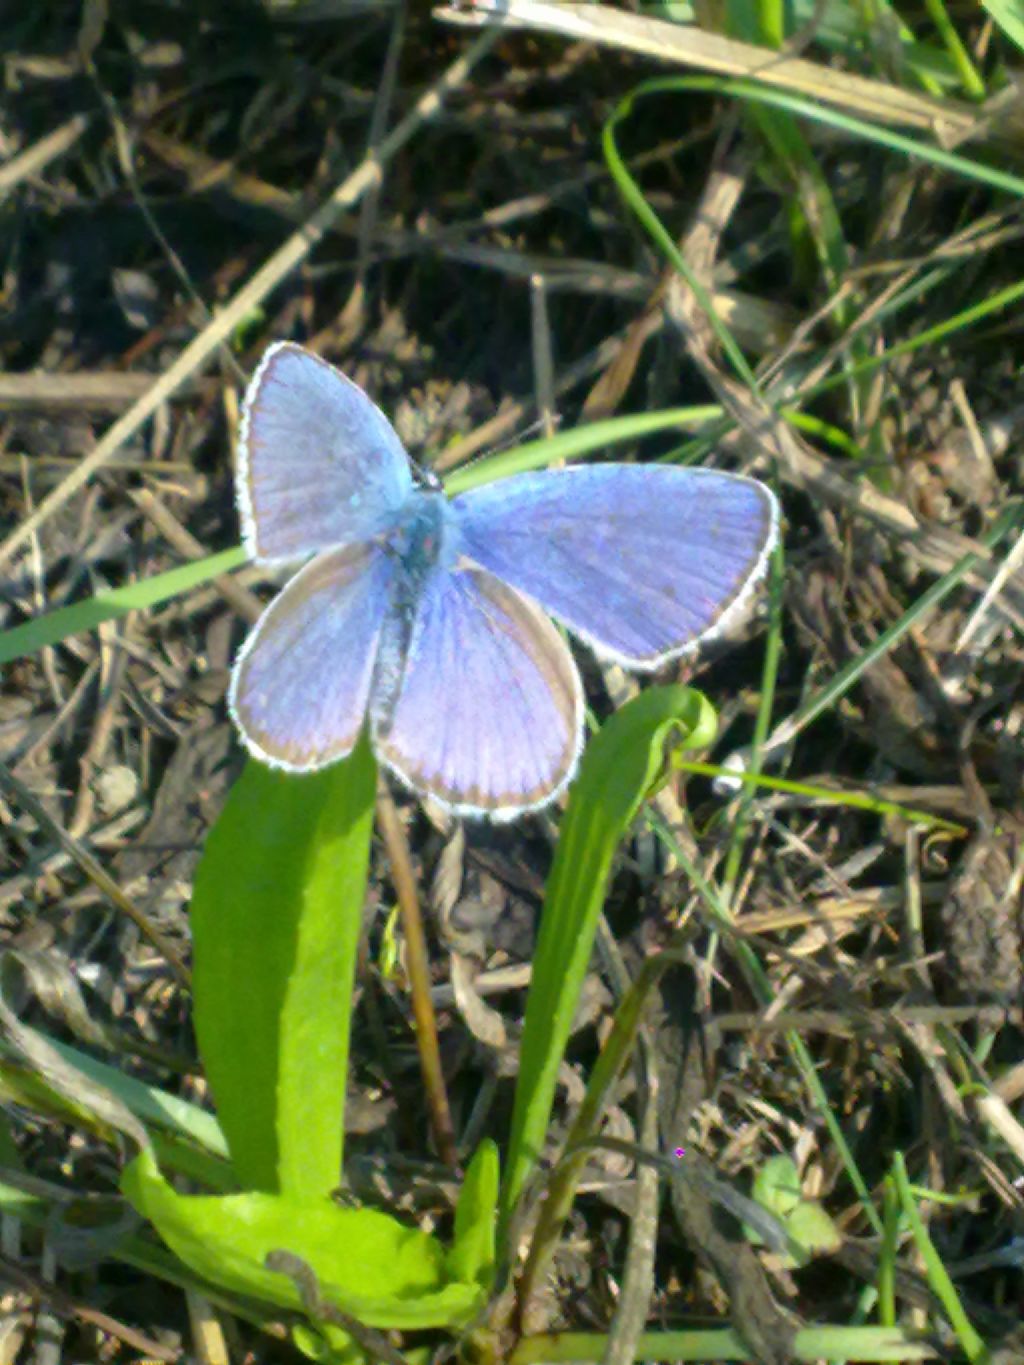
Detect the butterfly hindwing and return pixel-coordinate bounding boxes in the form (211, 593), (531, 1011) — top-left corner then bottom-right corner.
(371, 561), (583, 819)
(229, 542), (394, 771)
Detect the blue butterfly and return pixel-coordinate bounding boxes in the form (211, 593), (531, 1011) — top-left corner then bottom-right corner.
(229, 343), (779, 819)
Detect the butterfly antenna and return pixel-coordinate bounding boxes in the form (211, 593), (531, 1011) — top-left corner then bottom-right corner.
(433, 410), (563, 483)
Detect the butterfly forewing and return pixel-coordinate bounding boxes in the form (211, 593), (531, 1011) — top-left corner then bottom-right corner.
(453, 465), (777, 668)
(229, 543), (394, 770)
(238, 342), (413, 564)
(372, 563), (583, 819)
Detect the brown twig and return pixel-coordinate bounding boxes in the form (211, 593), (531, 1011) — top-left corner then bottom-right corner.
(374, 783), (458, 1169)
(0, 1254), (179, 1362)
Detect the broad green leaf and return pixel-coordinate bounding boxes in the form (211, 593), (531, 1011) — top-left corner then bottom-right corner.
(190, 742), (376, 1200)
(748, 1155), (841, 1267)
(786, 1201), (842, 1263)
(292, 1321), (362, 1364)
(447, 1138), (499, 1289)
(752, 1155), (803, 1220)
(121, 1147), (481, 1329)
(501, 686), (717, 1222)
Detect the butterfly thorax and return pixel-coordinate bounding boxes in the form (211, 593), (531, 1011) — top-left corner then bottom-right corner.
(382, 488), (454, 577)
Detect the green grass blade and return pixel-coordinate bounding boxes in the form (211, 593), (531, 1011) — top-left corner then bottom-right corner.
(444, 406), (717, 494)
(809, 277), (1024, 400)
(878, 1176), (900, 1327)
(921, 0), (987, 97)
(519, 948), (688, 1306)
(761, 501), (1024, 756)
(603, 97), (759, 393)
(613, 76), (1024, 199)
(0, 546), (247, 668)
(983, 0), (1024, 51)
(891, 1153), (991, 1361)
(510, 1324), (937, 1362)
(500, 686), (717, 1226)
(721, 539), (786, 896)
(676, 760), (965, 834)
(13, 1035), (228, 1157)
(647, 810), (884, 1234)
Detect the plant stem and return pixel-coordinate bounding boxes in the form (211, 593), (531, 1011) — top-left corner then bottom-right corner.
(375, 785), (457, 1169)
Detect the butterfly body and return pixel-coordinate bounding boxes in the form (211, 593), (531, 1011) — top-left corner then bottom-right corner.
(229, 342), (779, 819)
(372, 489), (455, 725)
(381, 486), (454, 578)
